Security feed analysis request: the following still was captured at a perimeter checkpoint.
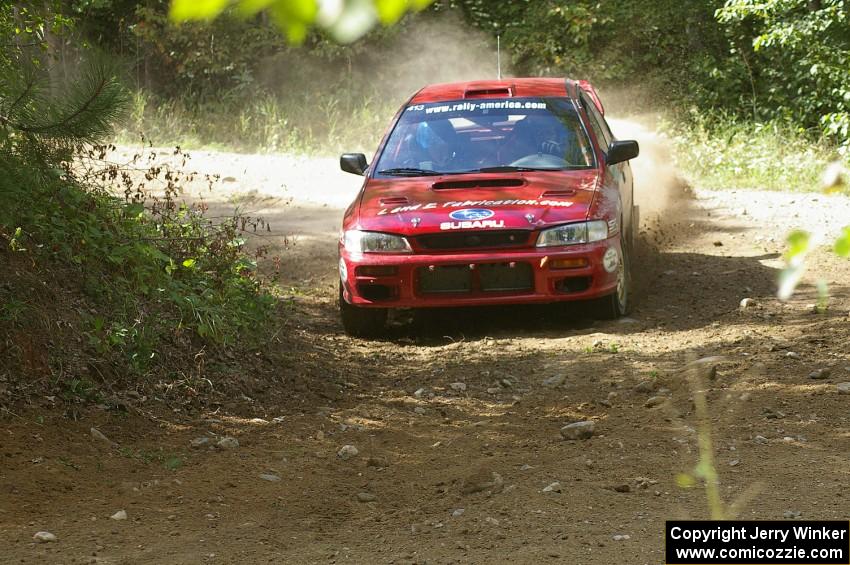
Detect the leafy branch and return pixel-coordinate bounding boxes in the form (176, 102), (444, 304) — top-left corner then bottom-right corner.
(779, 162), (850, 301)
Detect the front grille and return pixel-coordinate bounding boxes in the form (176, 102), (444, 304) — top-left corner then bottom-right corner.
(416, 230), (531, 251)
(417, 262), (534, 295)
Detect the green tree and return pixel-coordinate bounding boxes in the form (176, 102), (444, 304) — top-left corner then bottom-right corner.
(0, 3), (126, 165)
(717, 0), (850, 146)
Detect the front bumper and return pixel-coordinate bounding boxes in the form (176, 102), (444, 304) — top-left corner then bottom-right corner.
(340, 237), (622, 308)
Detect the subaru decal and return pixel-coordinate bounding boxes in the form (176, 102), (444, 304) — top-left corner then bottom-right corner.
(449, 208), (495, 221)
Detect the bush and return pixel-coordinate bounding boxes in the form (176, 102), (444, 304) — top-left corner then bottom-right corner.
(1, 143), (274, 373)
(0, 31), (274, 379)
(664, 113), (846, 191)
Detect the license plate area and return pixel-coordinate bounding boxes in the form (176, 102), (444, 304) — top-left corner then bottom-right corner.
(417, 263), (533, 294)
(418, 265), (472, 294)
(479, 262), (534, 291)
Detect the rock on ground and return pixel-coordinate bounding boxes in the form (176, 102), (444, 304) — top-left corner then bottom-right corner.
(542, 375), (566, 387)
(560, 421), (595, 440)
(90, 428), (113, 444)
(644, 396), (668, 408)
(461, 470), (504, 495)
(33, 531), (57, 543)
(216, 437), (239, 449)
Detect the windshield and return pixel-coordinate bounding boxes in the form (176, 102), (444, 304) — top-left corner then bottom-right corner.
(374, 97), (594, 177)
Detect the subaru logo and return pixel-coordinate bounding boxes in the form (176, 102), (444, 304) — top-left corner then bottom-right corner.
(449, 208), (495, 221)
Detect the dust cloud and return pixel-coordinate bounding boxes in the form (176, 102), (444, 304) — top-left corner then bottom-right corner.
(372, 14), (511, 102)
(607, 116), (693, 231)
(258, 11), (508, 109)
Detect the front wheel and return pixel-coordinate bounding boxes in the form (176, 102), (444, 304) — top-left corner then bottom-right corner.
(588, 241), (631, 320)
(339, 283), (387, 338)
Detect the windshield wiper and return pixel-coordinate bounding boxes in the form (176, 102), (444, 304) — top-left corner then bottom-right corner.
(377, 167), (442, 177)
(472, 165), (565, 173)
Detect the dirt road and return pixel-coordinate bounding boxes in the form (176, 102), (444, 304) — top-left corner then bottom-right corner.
(2, 124), (850, 564)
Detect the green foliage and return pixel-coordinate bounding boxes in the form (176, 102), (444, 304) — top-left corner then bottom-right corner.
(0, 145), (274, 373)
(455, 1), (604, 72)
(133, 6), (284, 98)
(164, 455), (183, 470)
(665, 113), (844, 191)
(117, 88), (394, 154)
(717, 0), (850, 148)
(0, 9), (275, 379)
(452, 0), (848, 147)
(0, 2), (75, 60)
(2, 60), (128, 149)
(61, 377), (101, 404)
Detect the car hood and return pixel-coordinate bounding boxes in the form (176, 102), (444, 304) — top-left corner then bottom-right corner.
(356, 170), (599, 236)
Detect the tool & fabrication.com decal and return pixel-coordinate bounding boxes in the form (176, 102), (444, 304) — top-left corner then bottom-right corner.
(376, 198), (574, 216)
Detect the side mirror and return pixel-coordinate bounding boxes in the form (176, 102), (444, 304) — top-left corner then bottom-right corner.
(340, 153), (368, 176)
(606, 140), (639, 166)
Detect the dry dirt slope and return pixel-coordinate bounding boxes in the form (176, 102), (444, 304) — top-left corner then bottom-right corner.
(1, 125), (850, 564)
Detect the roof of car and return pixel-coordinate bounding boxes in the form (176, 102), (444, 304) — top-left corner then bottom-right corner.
(409, 78), (581, 104)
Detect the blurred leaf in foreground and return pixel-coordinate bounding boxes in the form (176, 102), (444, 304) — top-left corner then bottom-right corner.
(822, 161), (848, 194)
(835, 227), (850, 258)
(169, 0), (433, 43)
(778, 230), (812, 300)
(676, 472), (696, 488)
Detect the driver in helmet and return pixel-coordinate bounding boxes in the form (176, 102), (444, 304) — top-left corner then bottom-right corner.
(500, 114), (563, 163)
(412, 120), (457, 171)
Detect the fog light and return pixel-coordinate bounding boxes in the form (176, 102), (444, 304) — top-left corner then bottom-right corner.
(339, 258), (348, 280)
(550, 258), (589, 269)
(356, 265), (398, 277)
(603, 247), (619, 273)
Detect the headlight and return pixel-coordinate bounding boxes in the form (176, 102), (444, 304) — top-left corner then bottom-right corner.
(344, 230), (412, 253)
(536, 220), (609, 247)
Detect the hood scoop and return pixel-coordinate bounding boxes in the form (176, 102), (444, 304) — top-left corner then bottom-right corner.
(541, 189), (576, 198)
(465, 87), (513, 98)
(432, 178), (525, 190)
(379, 196), (411, 206)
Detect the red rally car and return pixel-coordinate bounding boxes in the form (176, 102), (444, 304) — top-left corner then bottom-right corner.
(337, 78), (639, 337)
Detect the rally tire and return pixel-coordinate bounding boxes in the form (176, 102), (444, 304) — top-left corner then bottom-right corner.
(339, 284), (388, 338)
(588, 240), (631, 320)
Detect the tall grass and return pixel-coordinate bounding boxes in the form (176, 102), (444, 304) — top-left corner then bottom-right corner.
(117, 88), (396, 155)
(665, 113), (847, 192)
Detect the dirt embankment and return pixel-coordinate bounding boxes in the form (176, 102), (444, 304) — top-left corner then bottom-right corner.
(2, 123), (849, 564)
